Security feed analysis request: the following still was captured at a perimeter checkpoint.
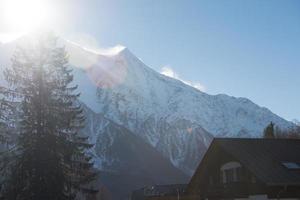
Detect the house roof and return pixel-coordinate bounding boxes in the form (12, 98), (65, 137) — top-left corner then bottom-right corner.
(214, 138), (300, 186)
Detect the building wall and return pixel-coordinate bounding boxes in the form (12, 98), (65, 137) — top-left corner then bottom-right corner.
(188, 145), (268, 199)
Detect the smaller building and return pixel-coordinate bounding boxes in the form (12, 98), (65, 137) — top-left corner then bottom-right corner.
(131, 184), (187, 200)
(187, 138), (300, 199)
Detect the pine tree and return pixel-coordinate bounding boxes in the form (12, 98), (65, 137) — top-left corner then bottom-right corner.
(0, 33), (95, 200)
(0, 86), (17, 197)
(263, 122), (275, 138)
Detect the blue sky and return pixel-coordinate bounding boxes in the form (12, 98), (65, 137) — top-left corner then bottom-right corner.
(2, 0), (300, 121)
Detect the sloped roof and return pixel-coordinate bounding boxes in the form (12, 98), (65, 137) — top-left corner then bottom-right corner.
(214, 138), (300, 186)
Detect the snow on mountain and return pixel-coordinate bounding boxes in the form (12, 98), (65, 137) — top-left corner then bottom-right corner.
(0, 36), (294, 177)
(64, 40), (293, 175)
(66, 43), (292, 137)
(63, 42), (214, 174)
(80, 105), (189, 200)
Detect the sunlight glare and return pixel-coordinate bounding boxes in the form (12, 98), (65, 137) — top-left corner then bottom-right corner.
(2, 0), (52, 34)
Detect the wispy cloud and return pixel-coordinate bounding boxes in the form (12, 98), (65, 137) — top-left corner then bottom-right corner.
(160, 66), (206, 92)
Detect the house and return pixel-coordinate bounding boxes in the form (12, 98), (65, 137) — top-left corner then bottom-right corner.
(131, 184), (187, 200)
(187, 138), (300, 200)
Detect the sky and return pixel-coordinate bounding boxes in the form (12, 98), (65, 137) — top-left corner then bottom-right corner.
(0, 0), (300, 121)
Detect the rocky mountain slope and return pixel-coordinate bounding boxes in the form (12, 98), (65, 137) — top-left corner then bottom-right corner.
(81, 106), (189, 200)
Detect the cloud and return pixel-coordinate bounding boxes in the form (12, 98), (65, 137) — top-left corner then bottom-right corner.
(160, 66), (206, 92)
(160, 66), (179, 79)
(65, 32), (126, 56)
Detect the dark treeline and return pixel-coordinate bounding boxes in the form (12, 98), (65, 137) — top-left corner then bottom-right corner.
(0, 33), (95, 200)
(263, 121), (300, 139)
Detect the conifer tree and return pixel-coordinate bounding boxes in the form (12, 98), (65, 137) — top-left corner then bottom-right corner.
(0, 86), (17, 196)
(0, 33), (95, 200)
(263, 121), (275, 138)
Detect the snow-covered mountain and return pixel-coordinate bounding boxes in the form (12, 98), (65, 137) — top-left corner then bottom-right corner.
(64, 40), (292, 171)
(80, 105), (189, 200)
(0, 35), (294, 199)
(64, 41), (214, 175)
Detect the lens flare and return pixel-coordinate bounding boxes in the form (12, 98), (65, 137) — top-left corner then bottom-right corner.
(86, 56), (128, 89)
(0, 0), (54, 41)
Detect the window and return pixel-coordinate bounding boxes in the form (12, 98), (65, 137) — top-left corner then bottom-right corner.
(220, 161), (242, 183)
(224, 169), (234, 183)
(282, 162), (300, 169)
(235, 166), (242, 181)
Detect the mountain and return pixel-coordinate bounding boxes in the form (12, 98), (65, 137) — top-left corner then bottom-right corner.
(0, 35), (294, 199)
(81, 105), (189, 200)
(65, 41), (214, 176)
(64, 40), (292, 172)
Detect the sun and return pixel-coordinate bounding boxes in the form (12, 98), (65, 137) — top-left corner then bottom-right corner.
(2, 0), (52, 34)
